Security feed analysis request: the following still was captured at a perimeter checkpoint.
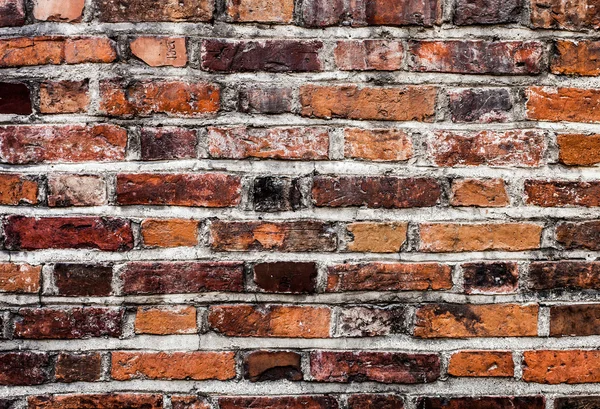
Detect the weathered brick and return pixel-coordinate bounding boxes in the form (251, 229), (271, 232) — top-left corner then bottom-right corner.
(337, 306), (407, 337)
(335, 40), (403, 71)
(121, 261), (244, 294)
(344, 128), (413, 161)
(243, 350), (302, 381)
(526, 180), (600, 207)
(140, 128), (197, 161)
(252, 177), (303, 212)
(172, 396), (211, 409)
(53, 264), (113, 296)
(550, 305), (600, 336)
(0, 124), (127, 164)
(555, 397), (600, 409)
(346, 222), (408, 253)
(523, 350), (600, 383)
(219, 397), (339, 409)
(39, 80), (89, 114)
(313, 176), (440, 208)
(558, 134), (600, 166)
(28, 394), (163, 409)
(111, 351), (235, 380)
(454, 0), (522, 24)
(300, 85), (437, 121)
(428, 130), (545, 167)
(527, 87), (600, 123)
(348, 395), (404, 409)
(208, 305), (331, 338)
(0, 82), (31, 114)
(414, 304), (538, 338)
(556, 221), (600, 250)
(210, 220), (337, 252)
(116, 173), (241, 207)
(226, 0), (294, 22)
(327, 263), (453, 291)
(55, 352), (102, 383)
(238, 87), (293, 114)
(33, 0), (84, 21)
(253, 262), (317, 293)
(0, 351), (50, 385)
(448, 351), (514, 377)
(208, 127), (329, 160)
(417, 397), (545, 409)
(135, 306), (197, 334)
(551, 40), (600, 76)
(462, 262), (519, 294)
(130, 37), (187, 67)
(410, 41), (543, 74)
(4, 216), (134, 251)
(64, 37), (117, 64)
(141, 219), (198, 247)
(528, 261), (600, 290)
(0, 173), (38, 205)
(531, 0), (600, 29)
(0, 263), (41, 293)
(0, 37), (63, 67)
(202, 40), (322, 72)
(98, 0), (213, 22)
(451, 179), (509, 207)
(47, 175), (107, 207)
(310, 351), (440, 383)
(0, 0), (25, 26)
(301, 0), (345, 27)
(13, 307), (124, 339)
(448, 89), (512, 123)
(99, 80), (220, 117)
(420, 223), (542, 252)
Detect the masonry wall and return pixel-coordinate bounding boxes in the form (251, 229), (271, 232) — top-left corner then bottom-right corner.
(1, 0), (600, 407)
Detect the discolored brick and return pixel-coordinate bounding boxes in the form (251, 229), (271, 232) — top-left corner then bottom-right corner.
(39, 80), (89, 114)
(550, 304), (600, 336)
(528, 261), (600, 290)
(130, 37), (187, 67)
(462, 261), (519, 294)
(556, 221), (600, 250)
(238, 87), (293, 114)
(0, 0), (25, 26)
(0, 173), (38, 205)
(252, 177), (303, 212)
(55, 353), (102, 383)
(219, 396), (339, 409)
(454, 0), (522, 24)
(344, 128), (413, 161)
(226, 0), (294, 22)
(47, 174), (107, 207)
(417, 397), (545, 409)
(28, 394), (163, 409)
(98, 0), (213, 22)
(0, 263), (41, 293)
(448, 89), (512, 123)
(0, 351), (50, 385)
(253, 262), (317, 293)
(337, 306), (407, 337)
(0, 82), (31, 114)
(552, 40), (600, 76)
(531, 0), (600, 29)
(335, 40), (403, 71)
(53, 264), (113, 297)
(451, 179), (510, 207)
(347, 395), (404, 409)
(525, 180), (600, 207)
(244, 350), (302, 381)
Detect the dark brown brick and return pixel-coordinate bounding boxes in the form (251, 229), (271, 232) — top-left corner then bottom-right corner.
(28, 394), (163, 409)
(557, 221), (600, 250)
(529, 261), (600, 291)
(0, 0), (25, 26)
(0, 352), (50, 385)
(55, 352), (102, 382)
(244, 351), (303, 382)
(348, 395), (404, 409)
(0, 82), (31, 114)
(556, 397), (600, 409)
(462, 262), (519, 294)
(550, 305), (600, 336)
(454, 0), (522, 24)
(53, 264), (113, 297)
(140, 128), (197, 161)
(417, 397), (545, 409)
(448, 89), (512, 123)
(253, 262), (317, 293)
(98, 0), (213, 22)
(219, 397), (339, 409)
(313, 176), (440, 208)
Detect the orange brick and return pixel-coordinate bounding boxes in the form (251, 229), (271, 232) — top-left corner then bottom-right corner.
(523, 350), (600, 384)
(451, 179), (509, 207)
(0, 174), (38, 205)
(448, 351), (514, 377)
(141, 219), (198, 248)
(135, 306), (197, 335)
(346, 222), (407, 253)
(344, 128), (413, 161)
(0, 263), (41, 293)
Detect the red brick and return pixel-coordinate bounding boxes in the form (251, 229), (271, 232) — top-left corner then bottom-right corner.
(13, 307), (124, 339)
(344, 128), (413, 161)
(335, 40), (403, 71)
(0, 0), (25, 26)
(525, 180), (600, 207)
(528, 261), (600, 290)
(526, 87), (600, 123)
(208, 127), (329, 160)
(140, 128), (197, 161)
(98, 0), (213, 22)
(64, 37), (117, 64)
(0, 124), (127, 164)
(0, 263), (41, 293)
(33, 0), (84, 21)
(55, 352), (102, 383)
(0, 173), (38, 205)
(448, 89), (512, 123)
(0, 351), (50, 385)
(448, 351), (514, 377)
(327, 263), (453, 291)
(337, 306), (407, 337)
(99, 80), (220, 117)
(202, 40), (322, 72)
(0, 82), (32, 114)
(523, 350), (600, 384)
(219, 397), (339, 409)
(310, 351), (440, 383)
(141, 219), (199, 247)
(4, 216), (133, 251)
(417, 397), (545, 409)
(462, 262), (519, 294)
(556, 221), (600, 250)
(243, 350), (303, 381)
(39, 80), (89, 114)
(172, 396), (211, 409)
(0, 37), (64, 67)
(238, 87), (293, 114)
(428, 130), (545, 167)
(111, 351), (235, 380)
(531, 0), (600, 29)
(301, 85), (437, 121)
(558, 134), (600, 166)
(28, 394), (163, 409)
(48, 175), (107, 207)
(454, 0), (522, 24)
(121, 261), (244, 294)
(208, 305), (331, 338)
(348, 395), (404, 409)
(116, 173), (240, 207)
(253, 262), (317, 293)
(550, 304), (600, 336)
(53, 264), (113, 297)
(313, 176), (440, 208)
(130, 37), (187, 67)
(135, 306), (197, 335)
(226, 0), (294, 22)
(210, 220), (337, 252)
(451, 179), (510, 207)
(414, 304), (539, 338)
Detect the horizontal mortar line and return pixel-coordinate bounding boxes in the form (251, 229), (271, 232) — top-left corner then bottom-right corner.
(0, 206), (600, 222)
(0, 249), (597, 264)
(0, 22), (598, 40)
(5, 377), (600, 398)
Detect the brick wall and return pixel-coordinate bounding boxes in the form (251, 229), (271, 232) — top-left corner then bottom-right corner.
(1, 0), (600, 407)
